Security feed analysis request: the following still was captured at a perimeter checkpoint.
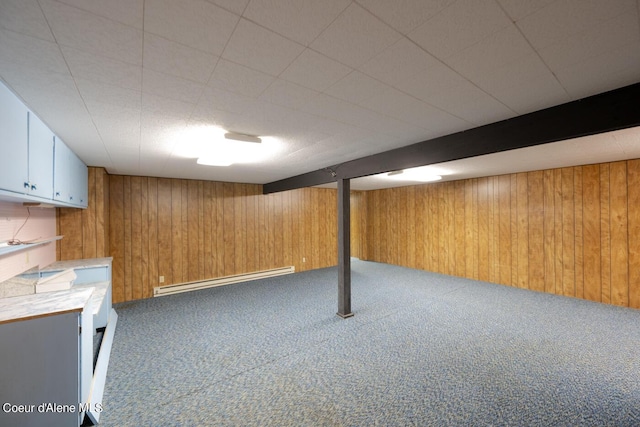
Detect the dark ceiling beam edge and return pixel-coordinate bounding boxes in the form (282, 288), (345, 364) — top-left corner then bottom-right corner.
(263, 82), (640, 194)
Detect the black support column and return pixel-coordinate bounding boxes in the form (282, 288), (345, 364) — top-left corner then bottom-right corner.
(337, 178), (353, 318)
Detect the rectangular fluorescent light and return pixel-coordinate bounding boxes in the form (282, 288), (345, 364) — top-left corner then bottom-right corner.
(224, 132), (261, 143)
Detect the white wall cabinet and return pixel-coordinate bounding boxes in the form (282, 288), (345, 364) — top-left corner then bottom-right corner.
(53, 136), (88, 208)
(0, 81), (87, 208)
(0, 81), (29, 195)
(27, 112), (55, 199)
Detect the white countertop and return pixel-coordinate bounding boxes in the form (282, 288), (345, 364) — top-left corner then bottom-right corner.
(41, 257), (112, 272)
(0, 287), (93, 324)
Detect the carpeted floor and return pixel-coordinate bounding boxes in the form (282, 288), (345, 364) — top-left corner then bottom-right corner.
(100, 260), (640, 426)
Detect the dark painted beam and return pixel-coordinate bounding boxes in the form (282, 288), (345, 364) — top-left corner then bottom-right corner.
(336, 178), (353, 319)
(263, 82), (640, 193)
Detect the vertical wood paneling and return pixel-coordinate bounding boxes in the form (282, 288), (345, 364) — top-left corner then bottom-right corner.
(109, 175), (124, 303)
(528, 171), (544, 292)
(600, 164), (611, 304)
(582, 165), (601, 302)
(498, 175), (511, 286)
(64, 159), (640, 309)
(543, 170), (555, 294)
(573, 167), (584, 299)
(148, 178), (158, 298)
(627, 159), (640, 308)
(610, 161), (628, 306)
(561, 167), (575, 297)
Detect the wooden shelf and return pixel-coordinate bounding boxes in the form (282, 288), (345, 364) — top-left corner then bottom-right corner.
(0, 236), (63, 257)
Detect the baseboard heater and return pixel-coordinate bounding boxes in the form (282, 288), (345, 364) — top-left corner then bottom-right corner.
(153, 266), (295, 297)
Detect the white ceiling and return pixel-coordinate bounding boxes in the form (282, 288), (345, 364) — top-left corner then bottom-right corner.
(0, 0), (639, 190)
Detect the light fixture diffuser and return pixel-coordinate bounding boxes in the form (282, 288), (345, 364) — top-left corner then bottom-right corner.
(224, 132), (261, 143)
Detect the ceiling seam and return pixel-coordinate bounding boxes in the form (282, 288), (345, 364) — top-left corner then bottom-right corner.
(493, 0), (570, 100)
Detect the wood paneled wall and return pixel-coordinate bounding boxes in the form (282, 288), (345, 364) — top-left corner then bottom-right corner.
(57, 167), (110, 260)
(362, 160), (640, 309)
(107, 177), (337, 303)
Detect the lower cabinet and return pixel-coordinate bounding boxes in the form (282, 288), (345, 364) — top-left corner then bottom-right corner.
(0, 296), (93, 427)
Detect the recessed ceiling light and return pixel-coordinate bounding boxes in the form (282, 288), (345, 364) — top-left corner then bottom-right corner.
(197, 156), (233, 167)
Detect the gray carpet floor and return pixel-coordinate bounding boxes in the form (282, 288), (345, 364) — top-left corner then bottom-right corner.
(101, 260), (640, 426)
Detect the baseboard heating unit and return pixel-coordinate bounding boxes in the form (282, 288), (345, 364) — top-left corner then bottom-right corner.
(153, 266), (295, 297)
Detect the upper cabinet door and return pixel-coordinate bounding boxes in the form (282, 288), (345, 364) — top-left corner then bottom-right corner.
(53, 136), (71, 203)
(0, 83), (29, 194)
(27, 112), (54, 199)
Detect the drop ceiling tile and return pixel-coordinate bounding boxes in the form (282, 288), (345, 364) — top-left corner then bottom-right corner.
(143, 33), (218, 84)
(39, 0), (143, 65)
(357, 0), (456, 34)
(516, 0), (636, 49)
(361, 37), (441, 88)
(409, 0), (512, 59)
(208, 59), (275, 98)
(142, 93), (196, 119)
(280, 49), (352, 92)
(204, 0), (250, 15)
(444, 25), (534, 84)
(142, 68), (206, 104)
(243, 0), (350, 46)
(366, 86), (470, 133)
(75, 78), (141, 110)
(191, 86), (255, 122)
(145, 0), (238, 55)
(426, 80), (516, 125)
(537, 12), (640, 72)
(0, 29), (68, 75)
(259, 79), (320, 110)
(394, 61), (469, 103)
(496, 0), (557, 21)
(0, 0), (55, 41)
(324, 71), (388, 106)
(62, 46), (142, 91)
(222, 18), (305, 76)
(56, 0), (144, 28)
(554, 42), (640, 99)
(310, 3), (402, 69)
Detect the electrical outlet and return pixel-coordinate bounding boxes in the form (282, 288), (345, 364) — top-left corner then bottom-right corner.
(302, 257), (306, 263)
(159, 276), (165, 283)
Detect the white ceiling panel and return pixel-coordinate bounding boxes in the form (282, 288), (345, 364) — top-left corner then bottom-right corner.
(243, 0), (350, 46)
(208, 59), (275, 98)
(143, 33), (219, 84)
(324, 71), (388, 106)
(409, 0), (512, 59)
(496, 0), (557, 21)
(61, 46), (142, 91)
(0, 0), (637, 187)
(537, 11), (640, 72)
(205, 0), (250, 16)
(280, 49), (352, 92)
(360, 37), (441, 89)
(356, 0), (456, 35)
(0, 28), (67, 75)
(515, 0), (636, 49)
(40, 0), (143, 66)
(142, 69), (206, 104)
(311, 3), (402, 69)
(0, 0), (55, 41)
(222, 18), (305, 76)
(553, 42), (640, 99)
(444, 25), (534, 84)
(144, 0), (238, 55)
(56, 0), (144, 28)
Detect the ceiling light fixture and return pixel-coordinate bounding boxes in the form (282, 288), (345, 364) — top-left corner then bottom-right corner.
(386, 167), (442, 182)
(224, 132), (262, 144)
